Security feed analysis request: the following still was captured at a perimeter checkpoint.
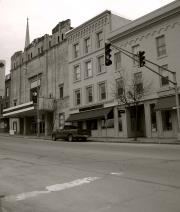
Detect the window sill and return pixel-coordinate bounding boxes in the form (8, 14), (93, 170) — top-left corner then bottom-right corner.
(84, 76), (93, 80)
(157, 54), (168, 60)
(73, 79), (81, 83)
(96, 71), (106, 76)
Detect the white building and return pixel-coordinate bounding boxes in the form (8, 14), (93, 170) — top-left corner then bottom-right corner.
(66, 1), (180, 139)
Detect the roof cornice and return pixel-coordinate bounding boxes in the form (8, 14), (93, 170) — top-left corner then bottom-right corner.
(109, 1), (180, 42)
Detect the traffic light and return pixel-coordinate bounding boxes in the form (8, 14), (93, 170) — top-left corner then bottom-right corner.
(105, 42), (112, 66)
(138, 51), (146, 67)
(0, 62), (4, 68)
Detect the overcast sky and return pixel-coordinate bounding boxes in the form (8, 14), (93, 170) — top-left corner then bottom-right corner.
(0, 0), (175, 74)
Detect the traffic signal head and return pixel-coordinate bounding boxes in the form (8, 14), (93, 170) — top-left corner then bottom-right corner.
(138, 51), (146, 67)
(105, 42), (112, 66)
(32, 91), (37, 103)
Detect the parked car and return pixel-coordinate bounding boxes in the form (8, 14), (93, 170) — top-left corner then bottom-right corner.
(52, 125), (91, 142)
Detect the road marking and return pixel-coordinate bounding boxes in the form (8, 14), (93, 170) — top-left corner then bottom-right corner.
(111, 172), (124, 176)
(4, 177), (100, 202)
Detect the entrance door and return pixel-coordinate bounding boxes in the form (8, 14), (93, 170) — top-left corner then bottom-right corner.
(130, 105), (146, 137)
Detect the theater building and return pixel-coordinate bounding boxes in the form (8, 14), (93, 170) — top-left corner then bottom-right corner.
(3, 19), (72, 136)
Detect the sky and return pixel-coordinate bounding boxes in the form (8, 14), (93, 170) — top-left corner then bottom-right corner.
(0, 0), (175, 74)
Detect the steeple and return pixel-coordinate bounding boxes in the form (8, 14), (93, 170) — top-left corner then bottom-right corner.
(25, 17), (30, 49)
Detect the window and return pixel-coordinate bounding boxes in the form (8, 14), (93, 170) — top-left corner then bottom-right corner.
(28, 54), (30, 61)
(74, 43), (79, 58)
(86, 86), (93, 103)
(134, 72), (143, 93)
(114, 52), (121, 70)
(49, 41), (51, 48)
(41, 46), (43, 53)
(74, 65), (81, 81)
(38, 48), (40, 54)
(162, 110), (172, 131)
(132, 44), (140, 66)
(118, 111), (123, 131)
(13, 99), (17, 106)
(58, 36), (60, 43)
(6, 87), (9, 97)
(61, 34), (64, 41)
(116, 78), (124, 97)
(98, 82), (106, 100)
(96, 31), (103, 48)
(150, 104), (157, 132)
(74, 89), (81, 106)
(85, 60), (92, 78)
(59, 113), (65, 129)
(156, 35), (166, 57)
(159, 65), (169, 86)
(84, 37), (91, 53)
(97, 55), (105, 74)
(59, 85), (64, 99)
(31, 52), (33, 59)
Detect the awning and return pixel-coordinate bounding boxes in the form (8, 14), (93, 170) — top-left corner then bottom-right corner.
(3, 101), (35, 117)
(155, 96), (176, 110)
(66, 107), (113, 122)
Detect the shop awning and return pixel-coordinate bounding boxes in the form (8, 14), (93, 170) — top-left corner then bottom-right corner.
(155, 96), (176, 110)
(66, 107), (113, 122)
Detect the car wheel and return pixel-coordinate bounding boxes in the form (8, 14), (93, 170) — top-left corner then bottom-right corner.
(68, 134), (73, 142)
(52, 134), (56, 141)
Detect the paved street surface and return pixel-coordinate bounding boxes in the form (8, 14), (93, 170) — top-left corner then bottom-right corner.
(0, 135), (180, 212)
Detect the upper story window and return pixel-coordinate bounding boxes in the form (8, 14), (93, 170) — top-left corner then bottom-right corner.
(31, 52), (33, 59)
(96, 31), (103, 48)
(132, 44), (140, 66)
(28, 54), (30, 61)
(116, 78), (124, 97)
(74, 43), (79, 58)
(86, 85), (93, 103)
(5, 87), (9, 97)
(74, 89), (81, 106)
(114, 52), (121, 71)
(85, 60), (92, 78)
(49, 41), (51, 48)
(13, 99), (17, 106)
(159, 64), (169, 87)
(134, 72), (143, 94)
(58, 36), (60, 43)
(98, 82), (106, 101)
(41, 46), (44, 53)
(97, 55), (105, 74)
(156, 35), (166, 57)
(59, 84), (64, 99)
(74, 65), (81, 81)
(84, 37), (91, 54)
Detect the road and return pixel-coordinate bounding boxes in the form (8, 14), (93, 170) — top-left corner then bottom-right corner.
(0, 135), (180, 212)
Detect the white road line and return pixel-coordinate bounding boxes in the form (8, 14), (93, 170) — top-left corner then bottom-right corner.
(111, 172), (124, 176)
(4, 177), (100, 202)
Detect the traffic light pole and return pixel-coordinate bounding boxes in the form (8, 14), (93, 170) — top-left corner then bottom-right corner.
(37, 75), (40, 137)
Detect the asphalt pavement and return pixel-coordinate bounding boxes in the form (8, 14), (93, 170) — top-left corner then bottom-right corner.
(0, 135), (180, 212)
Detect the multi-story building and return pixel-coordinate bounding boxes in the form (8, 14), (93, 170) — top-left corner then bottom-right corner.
(108, 0), (180, 138)
(66, 1), (180, 139)
(66, 11), (131, 136)
(0, 60), (5, 132)
(3, 19), (72, 135)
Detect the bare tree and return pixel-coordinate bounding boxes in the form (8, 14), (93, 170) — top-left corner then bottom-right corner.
(113, 70), (152, 141)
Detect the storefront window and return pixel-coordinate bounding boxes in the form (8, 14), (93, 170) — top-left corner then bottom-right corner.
(162, 110), (172, 131)
(118, 111), (123, 131)
(150, 104), (157, 132)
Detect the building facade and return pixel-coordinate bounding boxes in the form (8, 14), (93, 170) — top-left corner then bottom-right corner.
(3, 19), (72, 136)
(66, 11), (131, 137)
(66, 1), (180, 139)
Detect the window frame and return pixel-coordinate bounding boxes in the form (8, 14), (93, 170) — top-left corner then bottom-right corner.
(84, 60), (93, 79)
(73, 64), (81, 82)
(156, 35), (167, 57)
(98, 81), (106, 101)
(59, 84), (64, 100)
(97, 55), (105, 74)
(114, 52), (121, 71)
(84, 37), (91, 54)
(86, 85), (93, 104)
(74, 89), (81, 106)
(73, 43), (80, 58)
(132, 44), (140, 66)
(96, 31), (103, 49)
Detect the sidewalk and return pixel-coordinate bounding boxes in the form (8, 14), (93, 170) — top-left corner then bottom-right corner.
(0, 132), (180, 144)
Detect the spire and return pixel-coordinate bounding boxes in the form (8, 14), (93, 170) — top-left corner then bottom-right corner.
(25, 17), (30, 48)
